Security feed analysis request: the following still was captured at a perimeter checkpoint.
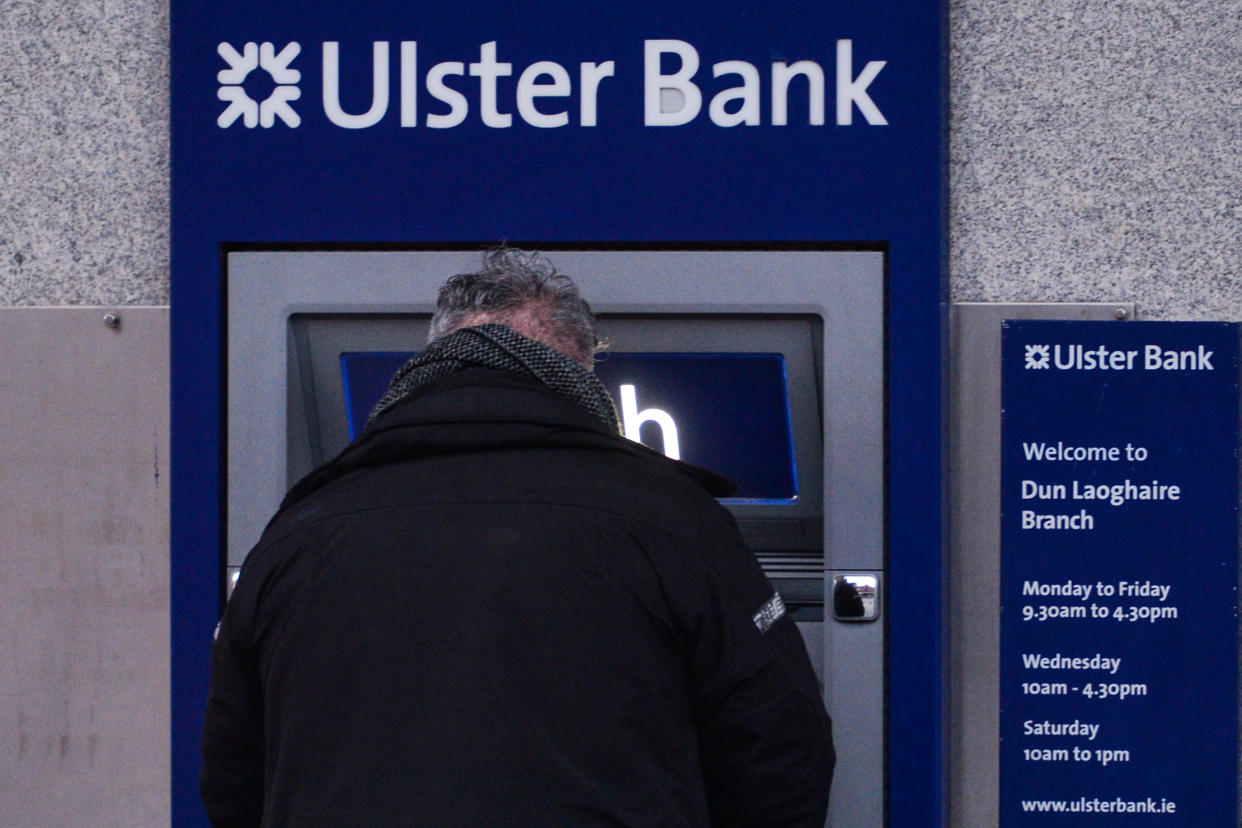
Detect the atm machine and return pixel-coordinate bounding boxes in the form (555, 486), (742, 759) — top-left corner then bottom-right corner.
(226, 247), (885, 826)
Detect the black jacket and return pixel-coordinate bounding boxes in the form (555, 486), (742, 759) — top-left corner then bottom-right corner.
(201, 368), (834, 827)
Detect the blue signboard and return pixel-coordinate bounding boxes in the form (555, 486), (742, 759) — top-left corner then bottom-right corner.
(1000, 321), (1239, 823)
(172, 1), (946, 823)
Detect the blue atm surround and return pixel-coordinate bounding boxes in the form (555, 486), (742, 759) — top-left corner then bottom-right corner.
(172, 1), (947, 823)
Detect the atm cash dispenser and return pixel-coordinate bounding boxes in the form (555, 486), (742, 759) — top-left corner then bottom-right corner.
(227, 248), (885, 826)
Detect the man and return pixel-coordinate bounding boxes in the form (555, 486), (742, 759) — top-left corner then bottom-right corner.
(201, 247), (834, 826)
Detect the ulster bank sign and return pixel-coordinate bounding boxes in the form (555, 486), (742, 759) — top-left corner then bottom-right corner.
(215, 39), (891, 130)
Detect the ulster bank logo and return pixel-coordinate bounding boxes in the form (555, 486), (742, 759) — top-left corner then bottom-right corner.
(212, 38), (890, 132)
(217, 42), (302, 128)
(1024, 344), (1050, 370)
(1022, 341), (1215, 372)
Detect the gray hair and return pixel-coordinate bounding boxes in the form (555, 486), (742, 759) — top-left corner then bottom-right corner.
(428, 247), (599, 366)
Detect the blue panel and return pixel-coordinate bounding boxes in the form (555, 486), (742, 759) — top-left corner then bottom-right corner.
(1000, 321), (1238, 824)
(173, 1), (947, 823)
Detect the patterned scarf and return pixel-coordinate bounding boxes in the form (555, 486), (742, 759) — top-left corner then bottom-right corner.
(365, 323), (621, 433)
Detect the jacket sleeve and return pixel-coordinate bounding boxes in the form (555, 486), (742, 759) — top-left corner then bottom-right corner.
(673, 509), (836, 827)
(199, 579), (266, 827)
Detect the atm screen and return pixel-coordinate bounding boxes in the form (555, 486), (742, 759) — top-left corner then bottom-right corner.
(341, 352), (411, 437)
(340, 351), (798, 503)
(595, 352), (797, 503)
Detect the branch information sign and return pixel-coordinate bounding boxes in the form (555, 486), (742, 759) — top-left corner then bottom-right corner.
(1001, 320), (1239, 823)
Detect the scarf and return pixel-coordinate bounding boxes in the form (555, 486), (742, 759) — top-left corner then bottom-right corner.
(365, 323), (621, 433)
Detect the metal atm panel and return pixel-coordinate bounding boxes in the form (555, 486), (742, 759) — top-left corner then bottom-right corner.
(227, 247), (884, 826)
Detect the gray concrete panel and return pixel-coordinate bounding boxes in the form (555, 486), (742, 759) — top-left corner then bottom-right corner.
(0, 308), (169, 825)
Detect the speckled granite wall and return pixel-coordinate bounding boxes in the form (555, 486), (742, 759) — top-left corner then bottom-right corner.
(1, 1), (1237, 316)
(0, 1), (169, 306)
(951, 0), (1242, 319)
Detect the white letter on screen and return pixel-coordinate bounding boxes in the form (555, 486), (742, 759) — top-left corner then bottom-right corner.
(620, 384), (681, 460)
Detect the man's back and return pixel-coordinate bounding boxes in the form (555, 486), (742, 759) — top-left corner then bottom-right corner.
(202, 370), (833, 826)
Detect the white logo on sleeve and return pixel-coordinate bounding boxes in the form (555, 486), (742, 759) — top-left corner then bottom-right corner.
(752, 591), (786, 633)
